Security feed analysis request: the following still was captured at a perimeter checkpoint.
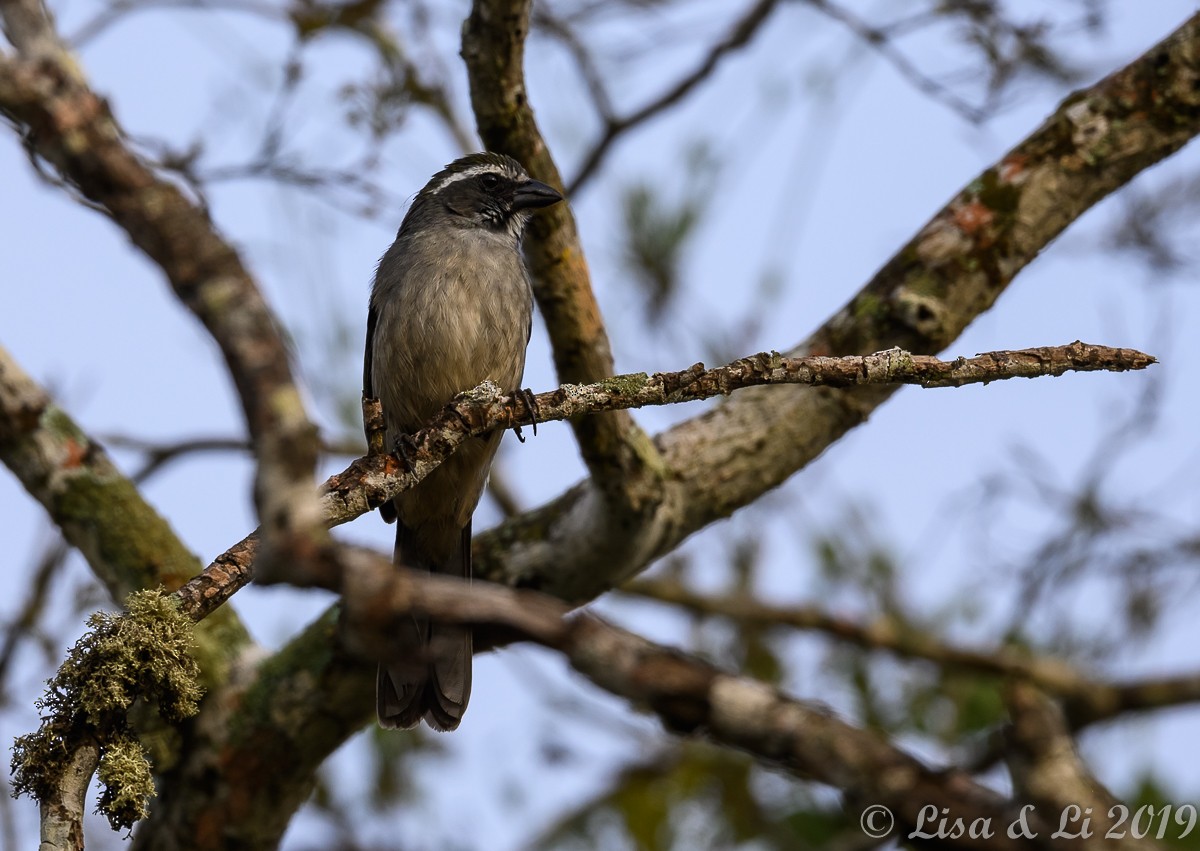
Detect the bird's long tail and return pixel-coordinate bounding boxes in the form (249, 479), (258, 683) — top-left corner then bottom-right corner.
(376, 520), (473, 731)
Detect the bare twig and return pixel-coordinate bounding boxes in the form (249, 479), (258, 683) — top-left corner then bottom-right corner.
(808, 0), (987, 122)
(69, 0), (284, 47)
(621, 576), (1200, 733)
(0, 535), (69, 691)
(620, 577), (1095, 695)
(100, 433), (366, 483)
(566, 0), (783, 195)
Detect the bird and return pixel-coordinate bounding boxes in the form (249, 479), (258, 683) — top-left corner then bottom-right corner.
(364, 152), (563, 730)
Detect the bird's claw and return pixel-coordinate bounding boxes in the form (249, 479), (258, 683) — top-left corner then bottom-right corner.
(513, 387), (539, 441)
(390, 433), (420, 472)
(450, 407), (474, 432)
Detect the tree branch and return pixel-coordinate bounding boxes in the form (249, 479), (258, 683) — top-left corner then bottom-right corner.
(279, 547), (1061, 850)
(0, 345), (215, 606)
(0, 344), (253, 752)
(619, 577), (1097, 696)
(622, 576), (1200, 734)
(462, 0), (665, 518)
(0, 14), (323, 574)
(171, 341), (1154, 620)
(1005, 683), (1161, 850)
(35, 740), (97, 851)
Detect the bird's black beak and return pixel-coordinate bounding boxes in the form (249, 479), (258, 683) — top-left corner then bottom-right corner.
(512, 179), (563, 211)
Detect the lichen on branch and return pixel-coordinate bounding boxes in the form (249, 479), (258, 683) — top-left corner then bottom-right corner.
(10, 590), (203, 831)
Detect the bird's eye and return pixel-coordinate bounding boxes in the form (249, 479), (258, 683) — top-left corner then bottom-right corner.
(480, 173), (500, 190)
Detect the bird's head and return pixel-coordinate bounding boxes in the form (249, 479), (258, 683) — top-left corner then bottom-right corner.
(412, 152), (563, 241)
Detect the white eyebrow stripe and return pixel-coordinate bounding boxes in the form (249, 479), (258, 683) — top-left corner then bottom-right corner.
(426, 164), (514, 197)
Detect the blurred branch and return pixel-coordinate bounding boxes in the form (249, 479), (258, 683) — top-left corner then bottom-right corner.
(0, 0), (72, 63)
(463, 0), (664, 520)
(621, 577), (1096, 695)
(624, 576), (1200, 731)
(809, 0), (987, 121)
(967, 667), (1200, 774)
(1005, 683), (1160, 850)
(1063, 672), (1200, 729)
(485, 467), (524, 518)
(565, 0), (783, 195)
(70, 0), (284, 46)
(101, 432), (366, 484)
(0, 535), (68, 692)
(531, 7), (615, 123)
(279, 548), (1058, 851)
(0, 4), (323, 574)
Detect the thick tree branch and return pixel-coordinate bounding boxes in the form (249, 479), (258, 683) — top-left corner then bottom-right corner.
(0, 344), (251, 676)
(0, 15), (323, 572)
(462, 0), (664, 518)
(286, 551), (1060, 850)
(132, 338), (1156, 847)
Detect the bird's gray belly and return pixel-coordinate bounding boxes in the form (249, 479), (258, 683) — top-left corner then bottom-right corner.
(371, 253), (531, 532)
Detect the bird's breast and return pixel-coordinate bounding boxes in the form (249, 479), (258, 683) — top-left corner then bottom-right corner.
(371, 230), (533, 431)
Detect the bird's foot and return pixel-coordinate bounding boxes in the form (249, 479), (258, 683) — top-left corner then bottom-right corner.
(390, 433), (420, 472)
(513, 387), (539, 443)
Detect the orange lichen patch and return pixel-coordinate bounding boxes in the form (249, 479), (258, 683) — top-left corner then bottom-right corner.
(999, 154), (1029, 183)
(953, 200), (994, 237)
(62, 437), (88, 469)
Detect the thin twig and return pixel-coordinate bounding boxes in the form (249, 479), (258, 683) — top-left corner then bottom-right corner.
(170, 341), (1155, 621)
(567, 0), (783, 195)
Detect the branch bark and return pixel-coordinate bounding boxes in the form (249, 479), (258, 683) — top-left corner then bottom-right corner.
(36, 740), (97, 851)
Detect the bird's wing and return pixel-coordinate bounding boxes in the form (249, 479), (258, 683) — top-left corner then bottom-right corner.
(363, 300), (378, 399)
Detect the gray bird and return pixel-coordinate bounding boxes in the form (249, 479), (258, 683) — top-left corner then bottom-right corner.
(365, 152), (562, 730)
